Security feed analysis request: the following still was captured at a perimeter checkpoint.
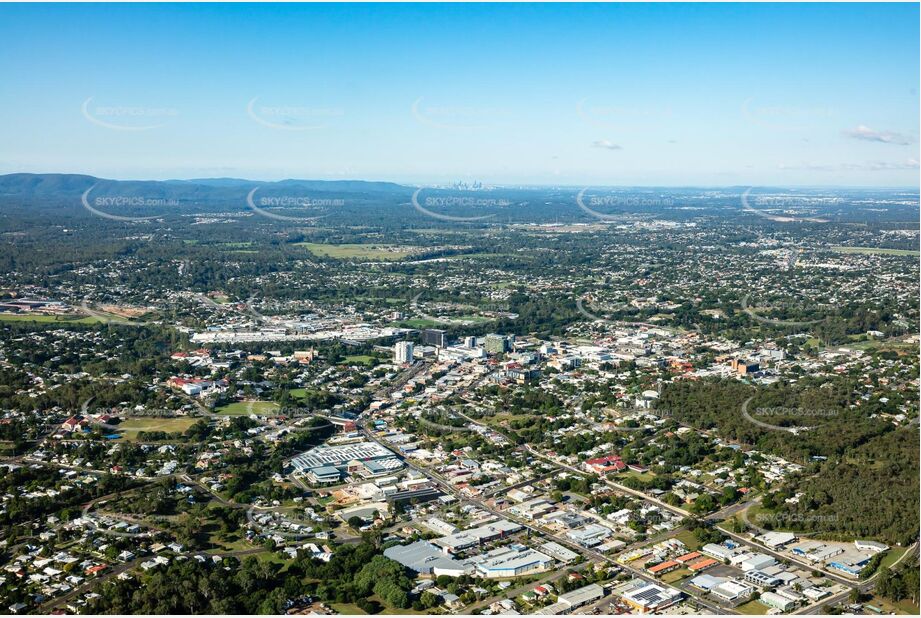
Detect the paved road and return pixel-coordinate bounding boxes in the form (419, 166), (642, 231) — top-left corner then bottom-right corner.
(450, 406), (692, 519)
(522, 444), (692, 519)
(359, 423), (729, 615)
(715, 523), (861, 588)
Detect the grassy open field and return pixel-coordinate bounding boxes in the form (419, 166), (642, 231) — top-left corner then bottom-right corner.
(453, 314), (494, 323)
(343, 355), (376, 365)
(879, 547), (909, 569)
(846, 337), (918, 354)
(673, 528), (703, 551)
(0, 313), (101, 324)
(297, 242), (418, 261)
(621, 469), (657, 483)
(660, 567), (691, 584)
(117, 417), (198, 440)
(395, 317), (444, 328)
(832, 246), (919, 256)
(865, 595), (920, 615)
(216, 401), (280, 416)
(330, 599), (428, 615)
(735, 600), (769, 615)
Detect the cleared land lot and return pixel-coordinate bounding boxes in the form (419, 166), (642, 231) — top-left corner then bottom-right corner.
(734, 599), (769, 615)
(0, 313), (101, 324)
(216, 401), (280, 416)
(832, 246), (918, 256)
(118, 417), (198, 440)
(297, 243), (418, 261)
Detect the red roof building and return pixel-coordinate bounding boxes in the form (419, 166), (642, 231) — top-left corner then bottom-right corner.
(584, 454), (627, 475)
(61, 416), (85, 431)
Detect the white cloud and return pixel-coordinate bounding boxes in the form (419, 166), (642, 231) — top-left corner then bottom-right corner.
(843, 125), (914, 145)
(591, 139), (622, 150)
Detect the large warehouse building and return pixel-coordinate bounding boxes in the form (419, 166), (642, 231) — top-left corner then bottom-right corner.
(290, 441), (403, 482)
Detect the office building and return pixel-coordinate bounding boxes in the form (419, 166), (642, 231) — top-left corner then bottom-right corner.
(394, 341), (414, 364)
(484, 333), (510, 354)
(422, 328), (447, 347)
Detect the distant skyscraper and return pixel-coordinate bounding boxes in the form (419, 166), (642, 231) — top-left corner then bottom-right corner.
(464, 336), (477, 348)
(422, 328), (447, 348)
(394, 341), (414, 364)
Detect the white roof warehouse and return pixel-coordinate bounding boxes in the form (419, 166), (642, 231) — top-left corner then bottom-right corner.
(290, 441), (403, 477)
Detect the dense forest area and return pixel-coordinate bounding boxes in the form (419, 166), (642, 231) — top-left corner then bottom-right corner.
(657, 378), (919, 544)
(875, 557), (920, 607)
(761, 428), (919, 545)
(85, 541), (414, 614)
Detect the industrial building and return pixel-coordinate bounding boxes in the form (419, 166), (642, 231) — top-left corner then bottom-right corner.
(471, 544), (553, 578)
(566, 523), (613, 547)
(758, 590), (796, 612)
(740, 553), (776, 572)
(828, 551), (873, 576)
(290, 441), (403, 480)
(756, 531), (797, 549)
(557, 583), (605, 610)
(701, 542), (738, 562)
(383, 540), (470, 577)
(434, 519), (522, 553)
(689, 574), (727, 591)
(538, 541), (579, 564)
(710, 580), (754, 602)
(744, 570), (782, 588)
(855, 540), (889, 554)
(620, 583), (683, 613)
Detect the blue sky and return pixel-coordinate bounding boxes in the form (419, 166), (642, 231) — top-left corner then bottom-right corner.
(0, 3), (918, 186)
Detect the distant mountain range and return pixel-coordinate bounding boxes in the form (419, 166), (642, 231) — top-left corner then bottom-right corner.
(0, 173), (409, 200)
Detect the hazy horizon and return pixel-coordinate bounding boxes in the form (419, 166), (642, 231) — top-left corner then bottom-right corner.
(3, 170), (919, 192)
(1, 3), (919, 187)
